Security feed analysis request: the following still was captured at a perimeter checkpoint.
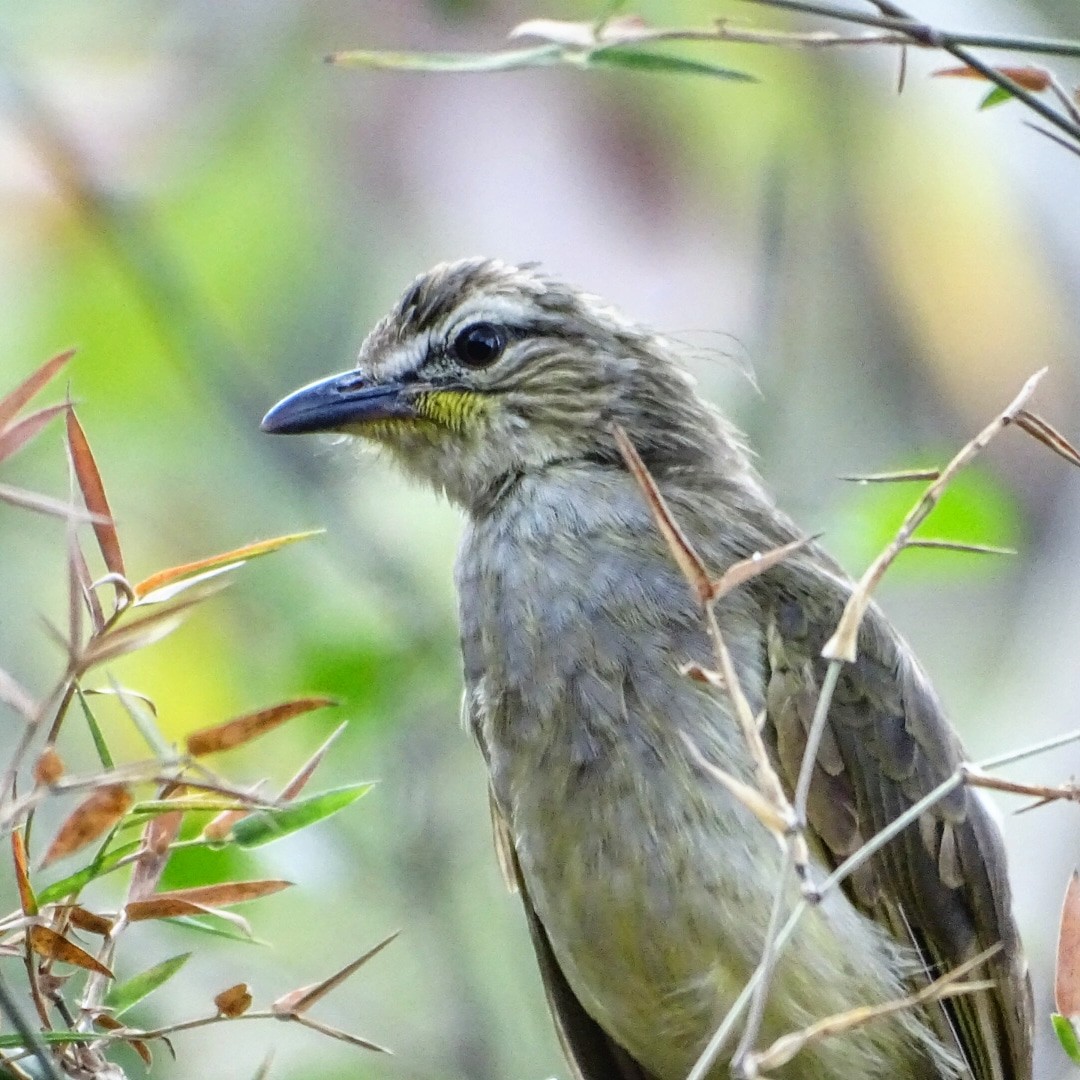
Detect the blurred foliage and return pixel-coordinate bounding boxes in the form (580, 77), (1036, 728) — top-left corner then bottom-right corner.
(1, 0), (1079, 1078)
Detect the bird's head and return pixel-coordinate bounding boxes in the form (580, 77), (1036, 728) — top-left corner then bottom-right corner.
(262, 258), (740, 513)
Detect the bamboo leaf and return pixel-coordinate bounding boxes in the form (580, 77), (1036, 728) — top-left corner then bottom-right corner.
(28, 925), (113, 977)
(1053, 1013), (1080, 1065)
(0, 348), (75, 432)
(38, 838), (141, 904)
(66, 409), (124, 577)
(0, 481), (109, 522)
(40, 785), (133, 868)
(132, 530), (324, 600)
(108, 953), (192, 1015)
(187, 696), (336, 756)
(231, 784), (374, 848)
(1056, 871), (1080, 1018)
(12, 829), (37, 915)
(327, 43), (564, 72)
(125, 879), (292, 921)
(0, 403), (69, 464)
(272, 931), (399, 1016)
(585, 45), (753, 80)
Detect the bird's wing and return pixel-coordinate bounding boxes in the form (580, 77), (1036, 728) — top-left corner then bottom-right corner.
(489, 790), (659, 1080)
(760, 581), (1033, 1080)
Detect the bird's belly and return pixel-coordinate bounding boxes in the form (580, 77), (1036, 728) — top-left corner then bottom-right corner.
(511, 778), (932, 1080)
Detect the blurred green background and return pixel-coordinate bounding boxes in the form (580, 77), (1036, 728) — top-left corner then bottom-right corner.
(2, 1), (1080, 1077)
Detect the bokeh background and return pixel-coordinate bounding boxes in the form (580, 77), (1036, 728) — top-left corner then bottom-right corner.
(2, 0), (1080, 1077)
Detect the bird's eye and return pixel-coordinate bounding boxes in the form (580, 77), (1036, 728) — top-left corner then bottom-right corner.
(452, 322), (507, 369)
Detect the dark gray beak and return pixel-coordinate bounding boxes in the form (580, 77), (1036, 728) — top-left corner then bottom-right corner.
(260, 370), (417, 435)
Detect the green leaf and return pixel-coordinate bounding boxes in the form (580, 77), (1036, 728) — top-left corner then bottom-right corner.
(1053, 1013), (1080, 1065)
(37, 838), (140, 904)
(108, 675), (172, 759)
(0, 1030), (96, 1048)
(76, 685), (114, 770)
(585, 46), (754, 82)
(328, 44), (564, 73)
(108, 952), (192, 1015)
(165, 915), (266, 944)
(979, 85), (1014, 109)
(230, 783), (374, 848)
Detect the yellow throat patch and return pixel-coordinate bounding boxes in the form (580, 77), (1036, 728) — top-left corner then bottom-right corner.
(413, 389), (490, 434)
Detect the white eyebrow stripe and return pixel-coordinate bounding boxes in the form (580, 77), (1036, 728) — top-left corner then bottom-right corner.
(440, 295), (540, 338)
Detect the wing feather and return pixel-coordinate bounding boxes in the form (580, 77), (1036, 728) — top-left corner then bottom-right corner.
(761, 581), (1032, 1080)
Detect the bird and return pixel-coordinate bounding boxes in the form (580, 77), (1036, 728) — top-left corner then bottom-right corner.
(261, 258), (1032, 1080)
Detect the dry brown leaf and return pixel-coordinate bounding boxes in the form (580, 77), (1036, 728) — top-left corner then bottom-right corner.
(126, 879), (292, 921)
(612, 424), (711, 603)
(12, 829), (37, 916)
(709, 536), (817, 603)
(0, 348), (75, 432)
(289, 1014), (392, 1053)
(680, 733), (789, 838)
(281, 722), (348, 801)
(28, 925), (113, 977)
(1014, 409), (1080, 469)
(133, 530), (323, 599)
(0, 403), (70, 465)
(34, 746), (64, 786)
(41, 784), (132, 868)
(934, 64), (1052, 91)
(1056, 871), (1080, 1017)
(272, 930), (400, 1016)
(214, 982), (253, 1018)
(64, 906), (113, 936)
(128, 804), (185, 904)
(130, 1039), (153, 1066)
(66, 408), (124, 577)
(187, 697), (336, 757)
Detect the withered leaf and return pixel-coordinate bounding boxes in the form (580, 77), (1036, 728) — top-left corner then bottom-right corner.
(12, 829), (37, 915)
(933, 64), (1052, 91)
(34, 746), (64, 786)
(1056, 870), (1080, 1018)
(65, 906), (113, 936)
(0, 403), (69, 464)
(272, 930), (399, 1016)
(133, 530), (323, 600)
(28, 925), (113, 977)
(41, 784), (132, 867)
(0, 348), (75, 432)
(613, 424), (711, 603)
(187, 697), (336, 757)
(66, 409), (124, 577)
(214, 982), (253, 1017)
(128, 805), (185, 903)
(126, 879), (292, 921)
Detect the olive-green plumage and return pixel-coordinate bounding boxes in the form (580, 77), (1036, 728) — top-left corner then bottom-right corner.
(263, 258), (1032, 1080)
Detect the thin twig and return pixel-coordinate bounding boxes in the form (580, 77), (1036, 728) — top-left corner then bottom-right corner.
(823, 368), (1046, 662)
